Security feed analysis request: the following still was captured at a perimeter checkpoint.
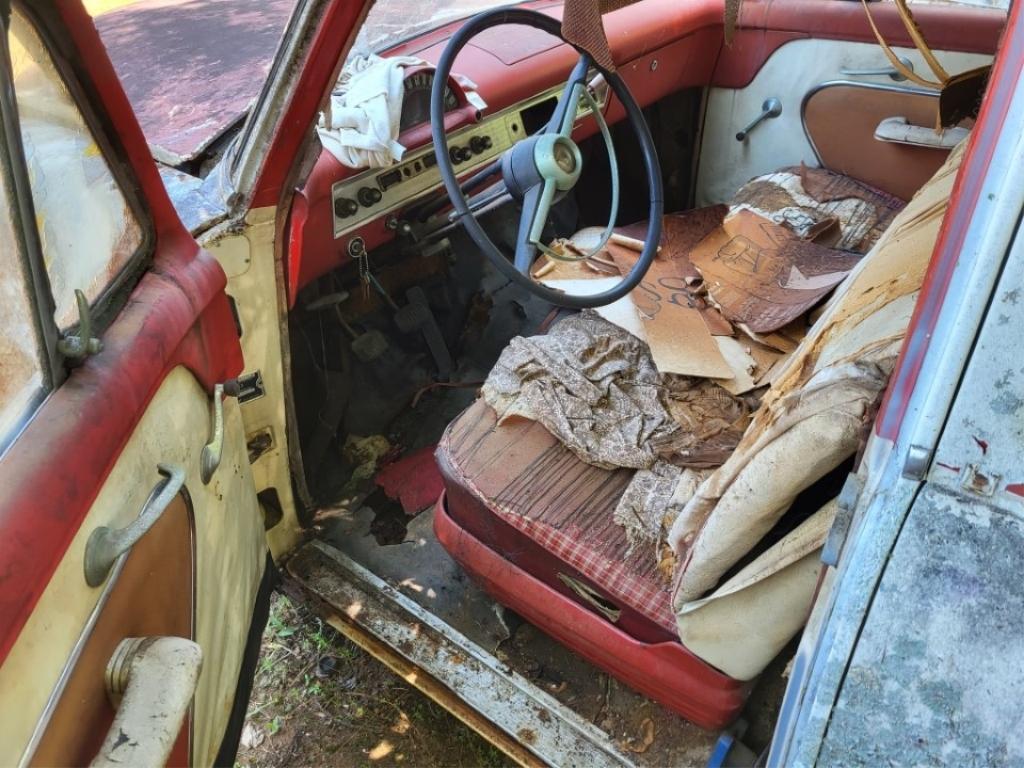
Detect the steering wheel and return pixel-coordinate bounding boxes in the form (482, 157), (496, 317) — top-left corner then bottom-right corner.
(430, 8), (663, 309)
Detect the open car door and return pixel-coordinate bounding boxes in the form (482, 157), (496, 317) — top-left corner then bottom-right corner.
(0, 2), (268, 765)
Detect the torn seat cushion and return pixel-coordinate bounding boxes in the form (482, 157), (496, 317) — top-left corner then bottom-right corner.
(438, 399), (680, 643)
(670, 138), (969, 607)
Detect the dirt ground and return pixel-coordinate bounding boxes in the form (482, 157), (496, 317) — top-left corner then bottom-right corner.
(235, 593), (512, 768)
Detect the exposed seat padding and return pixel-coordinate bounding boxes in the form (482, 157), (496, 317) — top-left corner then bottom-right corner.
(670, 139), (968, 608)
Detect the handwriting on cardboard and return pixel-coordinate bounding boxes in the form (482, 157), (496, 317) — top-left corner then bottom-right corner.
(607, 244), (733, 379)
(690, 210), (862, 333)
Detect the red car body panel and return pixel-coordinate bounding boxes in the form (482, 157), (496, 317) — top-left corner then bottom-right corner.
(0, 2), (243, 666)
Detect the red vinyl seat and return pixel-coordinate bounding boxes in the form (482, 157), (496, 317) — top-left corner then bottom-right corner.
(435, 399), (749, 727)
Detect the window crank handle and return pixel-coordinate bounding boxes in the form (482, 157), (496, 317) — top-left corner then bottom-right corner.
(736, 97), (782, 142)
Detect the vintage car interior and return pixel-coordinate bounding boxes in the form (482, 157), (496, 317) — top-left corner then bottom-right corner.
(273, 0), (1005, 761)
(0, 0), (1014, 764)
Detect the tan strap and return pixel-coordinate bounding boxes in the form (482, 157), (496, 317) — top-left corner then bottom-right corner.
(893, 0), (951, 83)
(860, 0), (944, 89)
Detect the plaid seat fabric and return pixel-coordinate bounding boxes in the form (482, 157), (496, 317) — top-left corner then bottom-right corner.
(439, 398), (678, 637)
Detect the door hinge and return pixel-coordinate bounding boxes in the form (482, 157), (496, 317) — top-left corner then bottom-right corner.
(57, 289), (103, 360)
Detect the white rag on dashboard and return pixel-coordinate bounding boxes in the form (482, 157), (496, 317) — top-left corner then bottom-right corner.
(317, 53), (425, 169)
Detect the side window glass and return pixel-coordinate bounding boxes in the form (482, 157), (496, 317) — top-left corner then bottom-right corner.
(8, 10), (143, 330)
(0, 161), (46, 441)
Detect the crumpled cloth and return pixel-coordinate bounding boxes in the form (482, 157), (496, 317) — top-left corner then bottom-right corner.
(482, 312), (678, 470)
(317, 53), (425, 169)
(613, 463), (710, 581)
(482, 311), (754, 563)
(482, 311), (753, 472)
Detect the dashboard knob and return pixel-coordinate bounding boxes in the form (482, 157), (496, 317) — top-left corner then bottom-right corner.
(334, 197), (358, 218)
(469, 135), (492, 154)
(357, 186), (383, 207)
(449, 145), (472, 165)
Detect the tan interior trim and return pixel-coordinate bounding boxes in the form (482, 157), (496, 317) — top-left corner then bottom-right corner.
(802, 81), (952, 201)
(27, 494), (195, 767)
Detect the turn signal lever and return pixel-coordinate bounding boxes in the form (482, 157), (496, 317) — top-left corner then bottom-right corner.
(735, 97), (782, 142)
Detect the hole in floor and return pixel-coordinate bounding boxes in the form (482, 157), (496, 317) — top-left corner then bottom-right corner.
(364, 487), (411, 546)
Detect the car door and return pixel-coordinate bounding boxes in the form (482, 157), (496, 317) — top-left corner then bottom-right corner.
(695, 0), (1003, 206)
(0, 2), (267, 766)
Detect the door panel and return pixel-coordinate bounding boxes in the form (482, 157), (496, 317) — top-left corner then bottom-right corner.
(0, 368), (264, 766)
(30, 492), (194, 767)
(696, 38), (991, 206)
(803, 83), (951, 201)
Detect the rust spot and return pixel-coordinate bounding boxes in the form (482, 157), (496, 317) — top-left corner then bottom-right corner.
(536, 709), (552, 724)
(936, 462), (961, 473)
(1006, 483), (1024, 497)
(973, 436), (989, 455)
(517, 728), (537, 745)
(969, 470), (992, 494)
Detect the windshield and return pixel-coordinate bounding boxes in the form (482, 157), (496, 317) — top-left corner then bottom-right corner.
(353, 0), (514, 53)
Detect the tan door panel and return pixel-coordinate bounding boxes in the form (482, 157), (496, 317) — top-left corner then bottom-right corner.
(803, 83), (950, 201)
(30, 495), (194, 767)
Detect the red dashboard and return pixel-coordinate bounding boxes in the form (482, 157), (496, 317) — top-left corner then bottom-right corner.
(286, 0), (1003, 307)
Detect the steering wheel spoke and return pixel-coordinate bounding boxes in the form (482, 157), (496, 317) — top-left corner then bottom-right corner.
(515, 179), (556, 274)
(547, 55), (592, 138)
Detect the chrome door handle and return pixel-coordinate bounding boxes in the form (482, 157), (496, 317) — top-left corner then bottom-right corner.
(736, 97), (782, 142)
(200, 380), (240, 484)
(84, 464), (186, 587)
(839, 56), (914, 81)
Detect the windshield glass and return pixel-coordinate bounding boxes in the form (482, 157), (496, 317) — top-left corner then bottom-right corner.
(354, 0), (513, 52)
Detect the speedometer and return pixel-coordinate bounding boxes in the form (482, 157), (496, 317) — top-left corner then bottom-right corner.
(400, 70), (458, 132)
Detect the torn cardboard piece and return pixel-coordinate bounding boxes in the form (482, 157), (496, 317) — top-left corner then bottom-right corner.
(690, 210), (863, 333)
(541, 277), (647, 341)
(607, 243), (733, 379)
(713, 335), (785, 396)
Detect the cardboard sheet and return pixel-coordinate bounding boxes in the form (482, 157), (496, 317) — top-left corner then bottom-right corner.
(606, 245), (733, 379)
(540, 277), (647, 341)
(712, 336), (786, 396)
(690, 210), (862, 333)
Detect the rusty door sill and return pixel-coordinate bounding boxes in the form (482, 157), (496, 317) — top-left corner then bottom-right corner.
(286, 540), (636, 768)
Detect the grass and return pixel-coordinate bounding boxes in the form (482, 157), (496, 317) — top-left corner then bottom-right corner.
(237, 593), (512, 768)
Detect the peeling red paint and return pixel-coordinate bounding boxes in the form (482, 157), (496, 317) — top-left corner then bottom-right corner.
(973, 436), (989, 455)
(937, 462), (961, 472)
(1006, 483), (1024, 497)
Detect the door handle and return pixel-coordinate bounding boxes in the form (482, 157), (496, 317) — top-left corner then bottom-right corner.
(874, 116), (969, 149)
(91, 636), (203, 768)
(84, 464), (186, 587)
(735, 97), (782, 142)
(840, 56), (914, 81)
(200, 380), (240, 484)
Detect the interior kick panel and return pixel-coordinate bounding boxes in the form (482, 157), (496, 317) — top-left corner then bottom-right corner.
(803, 83), (953, 202)
(696, 39), (993, 207)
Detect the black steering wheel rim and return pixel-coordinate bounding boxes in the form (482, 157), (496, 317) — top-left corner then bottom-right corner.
(430, 7), (663, 309)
